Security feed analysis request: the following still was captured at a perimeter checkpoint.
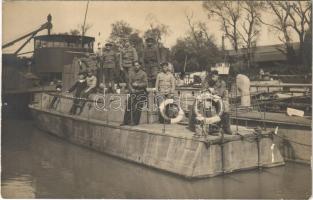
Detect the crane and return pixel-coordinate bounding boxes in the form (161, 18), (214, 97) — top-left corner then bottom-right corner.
(2, 14), (53, 55)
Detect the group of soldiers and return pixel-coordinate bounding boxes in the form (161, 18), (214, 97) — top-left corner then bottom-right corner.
(67, 36), (176, 124)
(67, 36), (251, 136)
(78, 36), (168, 93)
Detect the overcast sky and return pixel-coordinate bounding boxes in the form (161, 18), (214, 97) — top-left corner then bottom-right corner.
(3, 1), (298, 54)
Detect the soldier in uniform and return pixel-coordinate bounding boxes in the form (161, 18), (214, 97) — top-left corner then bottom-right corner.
(101, 42), (117, 93)
(79, 52), (99, 73)
(155, 62), (176, 97)
(119, 39), (138, 83)
(155, 62), (176, 123)
(143, 37), (160, 87)
(120, 61), (148, 126)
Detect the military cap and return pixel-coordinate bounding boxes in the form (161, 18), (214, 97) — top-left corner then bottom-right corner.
(145, 37), (155, 42)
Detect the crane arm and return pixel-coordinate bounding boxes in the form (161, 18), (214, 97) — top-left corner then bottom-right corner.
(2, 14), (52, 50)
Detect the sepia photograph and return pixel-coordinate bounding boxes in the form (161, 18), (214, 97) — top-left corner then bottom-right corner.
(1, 0), (312, 198)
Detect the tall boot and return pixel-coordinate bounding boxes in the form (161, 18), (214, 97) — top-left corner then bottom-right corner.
(222, 113), (232, 135)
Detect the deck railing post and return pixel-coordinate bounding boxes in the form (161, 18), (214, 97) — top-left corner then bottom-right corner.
(263, 102), (266, 131)
(221, 129), (225, 174)
(235, 82), (238, 133)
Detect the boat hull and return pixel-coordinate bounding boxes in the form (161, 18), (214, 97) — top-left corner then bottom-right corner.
(30, 106), (284, 178)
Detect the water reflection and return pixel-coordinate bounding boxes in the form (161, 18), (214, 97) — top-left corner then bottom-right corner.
(1, 120), (311, 198)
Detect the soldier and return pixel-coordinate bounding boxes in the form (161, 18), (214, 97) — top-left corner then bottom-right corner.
(119, 39), (138, 82)
(79, 52), (99, 73)
(101, 42), (117, 93)
(155, 62), (176, 123)
(143, 37), (161, 87)
(120, 61), (148, 126)
(202, 70), (232, 134)
(155, 62), (176, 97)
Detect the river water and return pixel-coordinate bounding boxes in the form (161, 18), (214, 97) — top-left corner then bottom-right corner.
(1, 119), (311, 199)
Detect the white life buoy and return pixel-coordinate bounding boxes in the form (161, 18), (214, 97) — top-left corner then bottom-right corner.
(194, 92), (224, 124)
(159, 99), (185, 124)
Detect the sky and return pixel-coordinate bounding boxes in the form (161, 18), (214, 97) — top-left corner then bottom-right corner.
(3, 1), (298, 55)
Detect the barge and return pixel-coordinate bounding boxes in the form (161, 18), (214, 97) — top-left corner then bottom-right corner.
(29, 92), (284, 178)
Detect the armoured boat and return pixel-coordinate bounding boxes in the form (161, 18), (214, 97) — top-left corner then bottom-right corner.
(28, 53), (285, 178)
(29, 90), (285, 178)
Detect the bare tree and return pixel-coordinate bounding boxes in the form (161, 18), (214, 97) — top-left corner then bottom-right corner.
(256, 1), (297, 64)
(203, 1), (242, 52)
(70, 29), (80, 36)
(185, 12), (201, 50)
(184, 12), (221, 71)
(144, 13), (171, 46)
(237, 1), (264, 69)
(258, 1), (312, 66)
(79, 23), (93, 35)
(288, 1), (312, 66)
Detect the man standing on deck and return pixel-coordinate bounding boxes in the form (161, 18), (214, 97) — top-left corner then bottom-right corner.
(202, 70), (232, 134)
(79, 52), (100, 73)
(101, 42), (117, 93)
(155, 62), (176, 123)
(121, 61), (148, 126)
(143, 37), (161, 87)
(119, 39), (138, 83)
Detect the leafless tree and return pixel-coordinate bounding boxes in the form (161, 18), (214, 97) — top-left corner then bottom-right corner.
(144, 13), (171, 46)
(79, 23), (93, 36)
(256, 1), (297, 63)
(288, 1), (312, 65)
(258, 1), (311, 66)
(260, 2), (292, 44)
(203, 1), (242, 52)
(70, 29), (80, 36)
(185, 12), (201, 50)
(237, 1), (264, 69)
(184, 12), (221, 71)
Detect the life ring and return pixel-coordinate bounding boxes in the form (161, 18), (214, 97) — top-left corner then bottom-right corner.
(194, 92), (224, 124)
(159, 99), (185, 124)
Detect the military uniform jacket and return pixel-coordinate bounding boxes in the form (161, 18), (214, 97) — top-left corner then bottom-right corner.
(155, 72), (176, 94)
(120, 46), (138, 68)
(143, 46), (160, 66)
(80, 56), (99, 71)
(102, 49), (116, 69)
(128, 69), (148, 92)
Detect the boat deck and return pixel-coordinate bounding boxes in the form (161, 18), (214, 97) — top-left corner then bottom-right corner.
(33, 104), (261, 143)
(232, 111), (311, 127)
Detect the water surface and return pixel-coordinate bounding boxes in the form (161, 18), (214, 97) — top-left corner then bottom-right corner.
(1, 120), (311, 198)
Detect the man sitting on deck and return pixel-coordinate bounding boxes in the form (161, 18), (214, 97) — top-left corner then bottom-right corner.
(201, 70), (232, 135)
(84, 69), (97, 96)
(67, 72), (87, 115)
(120, 61), (148, 126)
